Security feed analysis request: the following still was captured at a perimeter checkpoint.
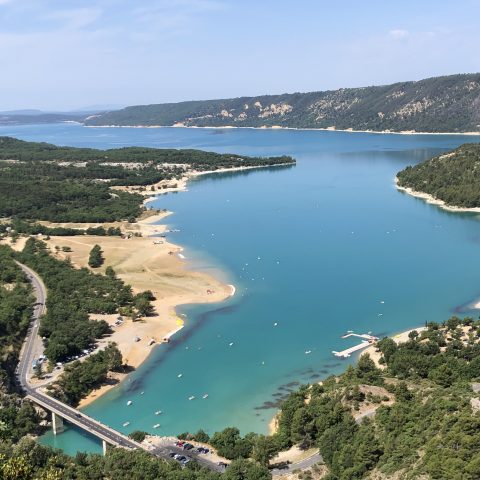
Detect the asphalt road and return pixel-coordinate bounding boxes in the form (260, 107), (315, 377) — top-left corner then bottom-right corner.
(271, 451), (323, 476)
(15, 261), (318, 475)
(14, 261), (226, 469)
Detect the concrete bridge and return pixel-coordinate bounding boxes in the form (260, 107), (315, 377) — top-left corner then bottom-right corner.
(14, 262), (226, 472)
(15, 262), (143, 455)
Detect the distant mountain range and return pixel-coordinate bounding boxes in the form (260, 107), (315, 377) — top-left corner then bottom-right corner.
(0, 105), (124, 126)
(85, 73), (480, 133)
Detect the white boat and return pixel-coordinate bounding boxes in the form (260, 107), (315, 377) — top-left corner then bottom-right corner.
(177, 373), (183, 378)
(188, 396), (195, 401)
(305, 350), (312, 354)
(123, 421), (130, 427)
(153, 424), (160, 429)
(273, 322), (278, 326)
(141, 391), (144, 395)
(155, 410), (162, 415)
(202, 394), (209, 399)
(229, 342), (234, 346)
(127, 400), (133, 406)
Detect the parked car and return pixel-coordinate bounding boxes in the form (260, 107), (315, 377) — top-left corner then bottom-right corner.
(183, 443), (194, 451)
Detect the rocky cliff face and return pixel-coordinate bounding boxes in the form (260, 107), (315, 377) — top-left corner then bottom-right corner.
(86, 73), (480, 133)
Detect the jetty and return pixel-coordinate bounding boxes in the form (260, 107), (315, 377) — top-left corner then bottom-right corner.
(333, 332), (378, 358)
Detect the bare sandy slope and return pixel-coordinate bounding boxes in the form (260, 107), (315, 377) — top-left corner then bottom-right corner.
(42, 214), (233, 406)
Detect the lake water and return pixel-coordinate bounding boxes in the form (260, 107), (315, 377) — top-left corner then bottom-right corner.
(2, 123), (480, 454)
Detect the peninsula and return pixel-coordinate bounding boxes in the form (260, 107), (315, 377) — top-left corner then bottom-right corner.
(396, 143), (480, 211)
(0, 137), (295, 406)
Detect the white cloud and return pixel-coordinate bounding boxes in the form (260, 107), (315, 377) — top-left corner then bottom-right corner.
(388, 29), (409, 40)
(42, 7), (103, 30)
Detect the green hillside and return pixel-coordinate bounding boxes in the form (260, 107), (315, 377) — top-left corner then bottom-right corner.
(397, 143), (480, 208)
(0, 137), (294, 222)
(85, 73), (480, 133)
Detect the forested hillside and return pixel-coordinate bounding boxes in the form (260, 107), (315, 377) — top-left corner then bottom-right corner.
(397, 143), (480, 208)
(0, 137), (294, 222)
(85, 73), (480, 133)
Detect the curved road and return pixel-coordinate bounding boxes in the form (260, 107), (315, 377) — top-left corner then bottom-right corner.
(16, 261), (316, 475)
(271, 451), (323, 476)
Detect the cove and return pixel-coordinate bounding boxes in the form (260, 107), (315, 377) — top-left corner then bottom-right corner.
(1, 123), (479, 454)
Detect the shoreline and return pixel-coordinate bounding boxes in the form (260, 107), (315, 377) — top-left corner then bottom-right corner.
(40, 214), (236, 408)
(112, 163), (294, 206)
(84, 123), (480, 136)
(395, 177), (480, 213)
(267, 325), (426, 435)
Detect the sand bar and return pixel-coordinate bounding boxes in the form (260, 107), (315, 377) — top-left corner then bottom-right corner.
(40, 212), (234, 407)
(395, 177), (480, 213)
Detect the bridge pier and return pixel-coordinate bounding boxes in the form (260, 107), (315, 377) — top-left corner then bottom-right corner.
(52, 412), (64, 435)
(102, 440), (108, 455)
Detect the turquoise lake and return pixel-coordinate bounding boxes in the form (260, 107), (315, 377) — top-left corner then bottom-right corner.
(2, 123), (480, 454)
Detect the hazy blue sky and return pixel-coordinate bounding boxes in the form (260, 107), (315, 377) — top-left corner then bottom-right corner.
(1, 0), (479, 110)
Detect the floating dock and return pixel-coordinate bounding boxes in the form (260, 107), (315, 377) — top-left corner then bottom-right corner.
(333, 332), (378, 358)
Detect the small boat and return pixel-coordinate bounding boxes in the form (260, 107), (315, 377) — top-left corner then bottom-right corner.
(127, 400), (133, 406)
(188, 396), (195, 401)
(202, 394), (209, 399)
(141, 391), (144, 395)
(378, 313), (383, 316)
(123, 421), (130, 427)
(177, 373), (183, 378)
(380, 300), (385, 304)
(229, 342), (234, 346)
(305, 350), (312, 354)
(155, 410), (162, 415)
(274, 322), (278, 326)
(153, 424), (160, 429)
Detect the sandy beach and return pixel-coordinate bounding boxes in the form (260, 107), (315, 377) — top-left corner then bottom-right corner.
(361, 326), (427, 368)
(395, 177), (480, 213)
(40, 212), (234, 407)
(85, 124), (480, 136)
(111, 162), (294, 205)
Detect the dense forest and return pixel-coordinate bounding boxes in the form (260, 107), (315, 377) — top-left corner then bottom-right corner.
(85, 73), (480, 133)
(397, 143), (480, 208)
(0, 246), (46, 446)
(0, 136), (294, 222)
